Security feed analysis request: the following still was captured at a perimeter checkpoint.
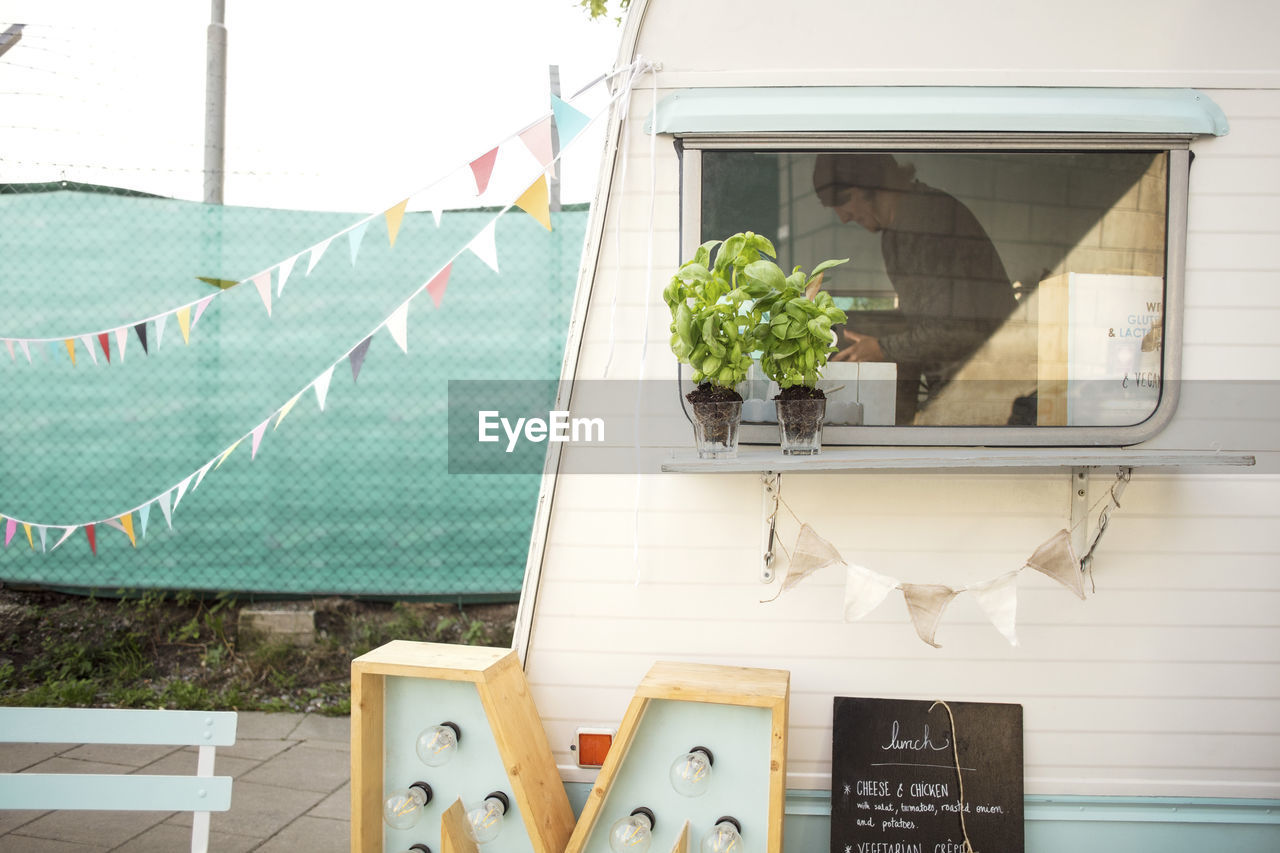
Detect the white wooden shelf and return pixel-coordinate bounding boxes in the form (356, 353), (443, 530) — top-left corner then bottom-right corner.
(660, 447), (1256, 473)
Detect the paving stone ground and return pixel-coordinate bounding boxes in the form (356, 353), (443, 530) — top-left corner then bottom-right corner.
(0, 712), (351, 852)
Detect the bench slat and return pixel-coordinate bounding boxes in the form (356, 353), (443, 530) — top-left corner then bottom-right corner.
(0, 708), (236, 746)
(0, 773), (233, 812)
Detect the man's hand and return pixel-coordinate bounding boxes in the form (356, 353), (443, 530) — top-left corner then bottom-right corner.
(833, 329), (885, 362)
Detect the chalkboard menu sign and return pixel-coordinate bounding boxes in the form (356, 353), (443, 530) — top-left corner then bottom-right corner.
(831, 697), (1023, 853)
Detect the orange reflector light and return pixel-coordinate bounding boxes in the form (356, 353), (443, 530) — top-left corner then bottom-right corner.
(574, 728), (614, 768)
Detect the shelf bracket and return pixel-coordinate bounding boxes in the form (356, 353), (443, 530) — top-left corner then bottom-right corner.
(761, 471), (781, 583)
(1069, 467), (1090, 560)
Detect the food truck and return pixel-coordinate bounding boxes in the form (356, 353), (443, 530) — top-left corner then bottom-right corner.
(501, 0), (1280, 849)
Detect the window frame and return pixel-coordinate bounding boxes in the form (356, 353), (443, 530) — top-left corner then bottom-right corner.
(676, 134), (1192, 447)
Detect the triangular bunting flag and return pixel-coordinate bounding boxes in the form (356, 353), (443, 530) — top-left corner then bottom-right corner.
(431, 208), (443, 228)
(80, 335), (98, 365)
(313, 366), (335, 411)
(426, 264), (452, 309)
(23, 523), (33, 550)
(843, 563), (900, 622)
(250, 421), (269, 459)
(386, 303), (410, 353)
(97, 332), (111, 364)
(85, 524), (97, 555)
(103, 517), (125, 533)
(120, 514), (136, 548)
(467, 221), (500, 272)
(765, 523), (845, 602)
(252, 272), (273, 316)
(176, 307), (192, 344)
(385, 200), (408, 247)
(969, 571), (1020, 646)
(157, 490), (173, 529)
(901, 583), (959, 648)
(1026, 529), (1085, 600)
(155, 314), (167, 349)
(215, 439), (242, 470)
(193, 461), (213, 491)
(173, 476), (192, 511)
(3, 339), (13, 361)
(51, 525), (77, 552)
(519, 117), (556, 178)
(349, 336), (373, 382)
(551, 94), (591, 146)
(134, 322), (149, 354)
(37, 525), (47, 552)
(514, 175), (552, 231)
(138, 502), (151, 540)
(18, 340), (31, 363)
(276, 393), (302, 429)
(3, 518), (15, 547)
(307, 238), (332, 275)
(114, 327), (129, 362)
(469, 147), (500, 195)
(193, 295), (215, 329)
(347, 220), (370, 265)
(64, 338), (77, 366)
(277, 254), (297, 296)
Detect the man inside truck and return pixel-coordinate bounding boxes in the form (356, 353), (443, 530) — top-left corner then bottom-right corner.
(813, 152), (1018, 424)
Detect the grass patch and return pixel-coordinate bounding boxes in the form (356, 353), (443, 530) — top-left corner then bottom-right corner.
(0, 588), (516, 715)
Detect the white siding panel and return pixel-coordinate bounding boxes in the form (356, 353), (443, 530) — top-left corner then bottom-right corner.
(525, 33), (1280, 803)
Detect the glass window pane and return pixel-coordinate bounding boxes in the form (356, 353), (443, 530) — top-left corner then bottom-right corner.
(699, 149), (1168, 429)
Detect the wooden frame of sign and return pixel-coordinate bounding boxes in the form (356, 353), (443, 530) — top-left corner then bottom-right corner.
(350, 640), (574, 853)
(566, 661), (790, 853)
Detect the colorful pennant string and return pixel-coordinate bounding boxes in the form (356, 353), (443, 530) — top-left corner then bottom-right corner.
(0, 63), (639, 553)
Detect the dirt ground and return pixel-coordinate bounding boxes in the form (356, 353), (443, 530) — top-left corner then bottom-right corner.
(0, 585), (517, 715)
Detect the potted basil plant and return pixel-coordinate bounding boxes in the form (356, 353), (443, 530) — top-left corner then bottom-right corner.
(750, 257), (849, 454)
(664, 232), (773, 458)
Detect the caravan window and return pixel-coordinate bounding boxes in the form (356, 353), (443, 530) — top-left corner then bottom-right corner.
(681, 144), (1186, 445)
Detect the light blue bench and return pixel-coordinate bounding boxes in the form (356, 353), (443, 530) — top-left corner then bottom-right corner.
(0, 707), (237, 853)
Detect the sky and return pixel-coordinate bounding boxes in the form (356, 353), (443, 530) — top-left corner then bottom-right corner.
(0, 1), (624, 211)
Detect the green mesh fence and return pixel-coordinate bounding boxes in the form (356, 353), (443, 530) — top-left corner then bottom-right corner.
(0, 183), (585, 598)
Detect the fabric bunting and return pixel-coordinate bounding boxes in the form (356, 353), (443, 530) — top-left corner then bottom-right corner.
(155, 314), (167, 349)
(85, 524), (96, 555)
(193, 295), (215, 329)
(176, 307), (192, 344)
(80, 335), (97, 365)
(771, 523), (845, 601)
(250, 421), (269, 460)
(3, 518), (15, 548)
(519, 117), (556, 178)
(23, 523), (33, 550)
(135, 322), (149, 354)
(467, 221), (500, 272)
(347, 220), (369, 266)
(349, 336), (373, 382)
(252, 272), (273, 316)
(275, 393), (302, 429)
(313, 366), (335, 411)
(1026, 529), (1084, 600)
(969, 571), (1020, 646)
(114, 326), (129, 362)
(385, 303), (410, 353)
(842, 563), (900, 622)
(63, 338), (76, 366)
(426, 264), (453, 309)
(515, 176), (552, 231)
(97, 333), (111, 364)
(385, 200), (408, 248)
(51, 526), (76, 552)
(551, 94), (590, 146)
(307, 238), (331, 275)
(172, 476), (191, 512)
(157, 490), (173, 529)
(120, 514), (136, 548)
(901, 583), (959, 648)
(277, 255), (297, 296)
(469, 147), (500, 195)
(215, 440), (240, 470)
(138, 503), (151, 540)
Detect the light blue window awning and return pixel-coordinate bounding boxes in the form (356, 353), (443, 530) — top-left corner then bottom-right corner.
(647, 87), (1229, 136)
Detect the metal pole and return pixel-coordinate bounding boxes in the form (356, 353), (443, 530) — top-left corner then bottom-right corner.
(548, 64), (561, 212)
(0, 24), (24, 59)
(203, 0), (227, 204)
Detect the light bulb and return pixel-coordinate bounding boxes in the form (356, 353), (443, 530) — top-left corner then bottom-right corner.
(415, 721), (461, 767)
(608, 806), (656, 852)
(383, 781), (433, 830)
(465, 790), (509, 844)
(699, 816), (743, 853)
(669, 745), (714, 797)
